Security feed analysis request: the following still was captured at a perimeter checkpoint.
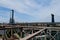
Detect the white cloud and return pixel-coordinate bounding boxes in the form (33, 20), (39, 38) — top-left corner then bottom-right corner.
(0, 0), (60, 22)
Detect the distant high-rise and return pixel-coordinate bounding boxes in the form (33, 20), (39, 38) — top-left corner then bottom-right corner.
(9, 10), (15, 24)
(51, 14), (54, 23)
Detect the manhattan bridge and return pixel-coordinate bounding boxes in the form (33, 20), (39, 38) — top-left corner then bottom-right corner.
(0, 10), (60, 40)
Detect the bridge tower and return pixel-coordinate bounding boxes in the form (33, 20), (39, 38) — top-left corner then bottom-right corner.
(9, 10), (15, 24)
(51, 14), (55, 23)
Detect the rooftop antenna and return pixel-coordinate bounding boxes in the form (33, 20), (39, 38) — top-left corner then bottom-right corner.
(9, 10), (15, 24)
(51, 14), (55, 23)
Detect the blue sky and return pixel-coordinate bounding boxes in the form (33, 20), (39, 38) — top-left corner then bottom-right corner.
(0, 0), (60, 23)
